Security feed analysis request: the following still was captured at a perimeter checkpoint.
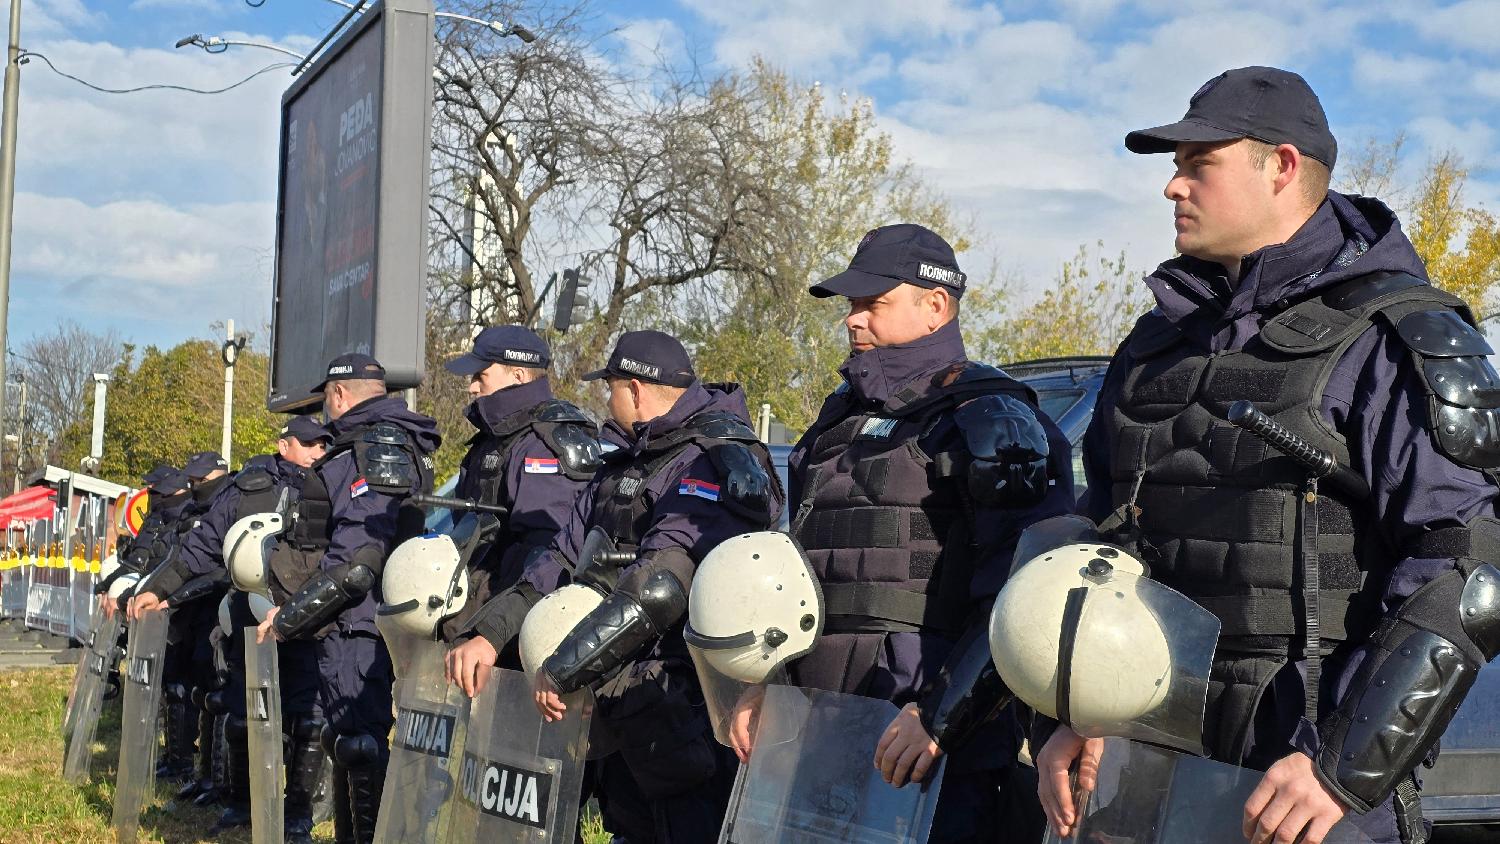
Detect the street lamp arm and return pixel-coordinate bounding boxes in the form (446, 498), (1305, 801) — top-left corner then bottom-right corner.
(175, 34), (306, 60)
(311, 0), (536, 42)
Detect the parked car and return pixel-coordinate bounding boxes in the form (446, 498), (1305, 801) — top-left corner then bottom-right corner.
(1005, 355), (1500, 833)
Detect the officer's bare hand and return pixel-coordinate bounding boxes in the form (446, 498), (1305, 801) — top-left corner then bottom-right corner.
(98, 593), (115, 620)
(1036, 724), (1104, 838)
(1243, 752), (1347, 844)
(445, 636), (498, 699)
(126, 593), (165, 621)
(533, 672), (567, 722)
(728, 684), (767, 763)
(256, 606), (283, 644)
(874, 703), (943, 788)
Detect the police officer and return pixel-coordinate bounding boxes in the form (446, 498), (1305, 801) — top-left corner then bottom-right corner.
(469, 330), (782, 842)
(778, 223), (1074, 842)
(132, 418), (332, 841)
(98, 466), (191, 616)
(1037, 67), (1500, 844)
(136, 451), (233, 784)
(435, 325), (599, 696)
(256, 354), (440, 844)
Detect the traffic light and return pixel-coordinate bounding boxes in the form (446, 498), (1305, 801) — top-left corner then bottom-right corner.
(552, 268), (590, 332)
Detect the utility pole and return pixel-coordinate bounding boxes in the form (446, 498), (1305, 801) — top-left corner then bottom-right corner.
(0, 0), (21, 455)
(11, 374), (22, 493)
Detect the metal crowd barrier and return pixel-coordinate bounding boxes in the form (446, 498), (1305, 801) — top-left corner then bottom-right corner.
(2, 485), (116, 643)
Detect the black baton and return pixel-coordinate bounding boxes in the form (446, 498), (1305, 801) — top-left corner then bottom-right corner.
(409, 493), (509, 517)
(1227, 400), (1369, 498)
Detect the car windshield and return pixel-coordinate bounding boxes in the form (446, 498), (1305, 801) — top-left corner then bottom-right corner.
(1035, 388), (1084, 424)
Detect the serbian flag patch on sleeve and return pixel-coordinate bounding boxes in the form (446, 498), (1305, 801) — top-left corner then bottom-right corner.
(524, 457), (561, 474)
(678, 479), (720, 502)
(350, 477), (369, 498)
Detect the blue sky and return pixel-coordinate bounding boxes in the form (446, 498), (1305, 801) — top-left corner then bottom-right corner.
(7, 0), (1499, 353)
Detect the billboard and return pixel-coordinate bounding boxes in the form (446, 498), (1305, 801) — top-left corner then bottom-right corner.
(268, 0), (434, 412)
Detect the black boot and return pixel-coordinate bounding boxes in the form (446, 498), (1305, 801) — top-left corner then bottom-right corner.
(178, 701), (215, 800)
(284, 713), (326, 844)
(332, 732), (386, 844)
(208, 715), (252, 834)
(157, 683), (196, 781)
(195, 710), (228, 806)
(322, 726), (354, 844)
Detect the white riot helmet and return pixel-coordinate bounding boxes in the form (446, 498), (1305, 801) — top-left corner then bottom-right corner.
(107, 571), (141, 603)
(989, 531), (1219, 754)
(376, 532), (467, 640)
(519, 584), (605, 682)
(218, 591), (275, 636)
(225, 512), (284, 596)
(99, 552), (120, 582)
(684, 531), (823, 747)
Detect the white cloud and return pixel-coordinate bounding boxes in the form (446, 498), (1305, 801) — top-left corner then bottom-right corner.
(1408, 0), (1500, 55)
(613, 17), (687, 71)
(19, 0), (105, 38)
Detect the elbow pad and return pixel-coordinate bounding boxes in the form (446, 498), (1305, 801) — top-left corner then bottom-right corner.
(919, 621), (1016, 753)
(543, 568), (687, 694)
(1315, 563), (1500, 812)
(166, 571), (230, 607)
(272, 564), (376, 641)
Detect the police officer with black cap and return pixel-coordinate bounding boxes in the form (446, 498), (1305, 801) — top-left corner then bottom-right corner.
(437, 325), (600, 696)
(1037, 67), (1500, 844)
(99, 466), (193, 615)
(467, 330), (782, 842)
(768, 223), (1074, 842)
(131, 450), (234, 787)
(132, 418), (332, 840)
(256, 353), (441, 843)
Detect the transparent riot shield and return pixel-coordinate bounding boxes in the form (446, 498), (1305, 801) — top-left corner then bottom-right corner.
(62, 611), (123, 783)
(719, 684), (944, 843)
(1043, 737), (1363, 843)
(245, 630), (285, 844)
(61, 608), (105, 738)
(110, 608), (170, 843)
(373, 637), (469, 844)
(447, 667), (592, 844)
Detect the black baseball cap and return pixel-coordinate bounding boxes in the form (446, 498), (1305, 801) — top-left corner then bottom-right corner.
(279, 415), (332, 444)
(1125, 66), (1337, 168)
(444, 325), (551, 376)
(184, 451), (228, 479)
(582, 330), (696, 388)
(310, 353), (387, 394)
(142, 463), (176, 486)
(149, 469), (191, 495)
(810, 223), (968, 299)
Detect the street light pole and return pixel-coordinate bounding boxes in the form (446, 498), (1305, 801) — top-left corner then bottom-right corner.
(0, 0), (22, 455)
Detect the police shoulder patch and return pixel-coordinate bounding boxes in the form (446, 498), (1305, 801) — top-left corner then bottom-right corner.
(523, 457), (561, 474)
(678, 478), (721, 502)
(350, 477), (369, 498)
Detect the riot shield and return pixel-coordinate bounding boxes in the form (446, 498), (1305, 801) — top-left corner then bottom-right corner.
(373, 637), (468, 844)
(718, 684), (944, 843)
(110, 609), (170, 843)
(1043, 737), (1363, 843)
(61, 608), (106, 738)
(245, 630), (285, 844)
(62, 611), (123, 783)
(447, 667), (591, 844)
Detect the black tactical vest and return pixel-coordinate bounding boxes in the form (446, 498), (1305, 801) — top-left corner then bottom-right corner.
(231, 466), (289, 523)
(1107, 272), (1470, 761)
(459, 399), (598, 520)
(791, 363), (1038, 695)
(590, 410), (774, 553)
(288, 423), (430, 551)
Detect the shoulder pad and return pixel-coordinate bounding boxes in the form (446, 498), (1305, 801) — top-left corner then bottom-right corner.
(706, 442), (777, 524)
(955, 394), (1051, 509)
(951, 362), (1009, 385)
(1324, 271), (1425, 310)
(363, 422), (410, 446)
(234, 467), (275, 493)
(1396, 310), (1493, 357)
(354, 438), (416, 494)
(1124, 309), (1187, 359)
(543, 423), (604, 481)
(533, 399), (592, 425)
(685, 411), (758, 442)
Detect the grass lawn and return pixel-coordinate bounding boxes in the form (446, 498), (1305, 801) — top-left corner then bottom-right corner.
(0, 665), (609, 843)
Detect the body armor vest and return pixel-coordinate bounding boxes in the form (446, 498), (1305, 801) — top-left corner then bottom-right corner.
(458, 399), (597, 530)
(232, 467), (291, 523)
(791, 363), (1038, 695)
(124, 513), (177, 572)
(288, 424), (428, 551)
(590, 410), (773, 554)
(1106, 272), (1469, 762)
